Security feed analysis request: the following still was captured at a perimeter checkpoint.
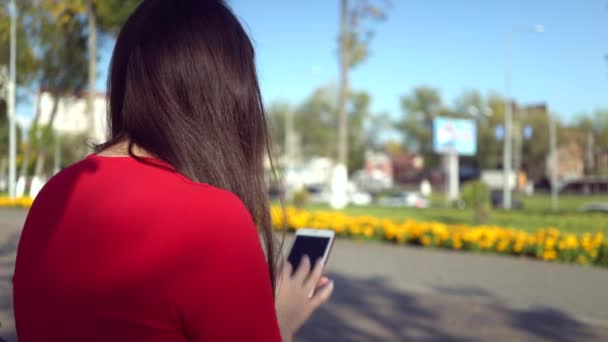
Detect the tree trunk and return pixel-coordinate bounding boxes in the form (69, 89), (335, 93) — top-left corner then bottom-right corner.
(337, 0), (350, 169)
(34, 93), (59, 178)
(87, 0), (98, 144)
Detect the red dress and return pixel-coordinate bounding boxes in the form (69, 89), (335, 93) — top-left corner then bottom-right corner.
(13, 154), (281, 341)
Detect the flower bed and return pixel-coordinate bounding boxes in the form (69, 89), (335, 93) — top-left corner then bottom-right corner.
(3, 198), (605, 267)
(0, 196), (34, 209)
(272, 207), (608, 267)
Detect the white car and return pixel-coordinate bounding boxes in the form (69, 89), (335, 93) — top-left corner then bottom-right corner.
(379, 192), (429, 208)
(350, 191), (372, 206)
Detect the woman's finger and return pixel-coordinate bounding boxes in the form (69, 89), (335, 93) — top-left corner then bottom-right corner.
(317, 276), (330, 288)
(305, 259), (324, 290)
(282, 261), (293, 278)
(309, 280), (334, 310)
(294, 255), (311, 283)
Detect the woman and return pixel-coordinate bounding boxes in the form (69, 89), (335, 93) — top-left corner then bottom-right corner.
(13, 0), (333, 341)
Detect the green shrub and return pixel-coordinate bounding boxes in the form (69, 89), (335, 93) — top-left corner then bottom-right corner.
(462, 180), (491, 224)
(292, 189), (310, 208)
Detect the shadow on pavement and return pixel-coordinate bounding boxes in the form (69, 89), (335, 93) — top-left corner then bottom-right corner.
(510, 307), (598, 342)
(297, 273), (470, 341)
(0, 332), (16, 342)
(297, 273), (607, 342)
(433, 285), (501, 304)
(434, 285), (604, 341)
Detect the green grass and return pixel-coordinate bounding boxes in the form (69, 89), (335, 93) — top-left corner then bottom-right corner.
(298, 194), (608, 235)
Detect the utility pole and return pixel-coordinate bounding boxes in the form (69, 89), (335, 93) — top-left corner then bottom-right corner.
(329, 0), (350, 210)
(502, 25), (543, 209)
(87, 0), (98, 143)
(502, 32), (513, 210)
(284, 107), (294, 201)
(549, 112), (558, 211)
(8, 0), (18, 199)
(337, 0), (349, 170)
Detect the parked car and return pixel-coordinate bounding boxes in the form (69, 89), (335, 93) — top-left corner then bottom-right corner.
(305, 185), (331, 204)
(378, 192), (429, 208)
(579, 203), (608, 213)
(350, 191), (372, 206)
(559, 178), (608, 195)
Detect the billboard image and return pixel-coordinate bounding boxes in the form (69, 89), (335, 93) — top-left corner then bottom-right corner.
(433, 117), (477, 156)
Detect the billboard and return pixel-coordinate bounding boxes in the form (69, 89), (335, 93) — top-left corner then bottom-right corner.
(433, 117), (477, 156)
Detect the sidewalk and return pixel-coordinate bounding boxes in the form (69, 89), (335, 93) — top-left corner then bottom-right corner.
(297, 237), (608, 341)
(1, 208), (608, 341)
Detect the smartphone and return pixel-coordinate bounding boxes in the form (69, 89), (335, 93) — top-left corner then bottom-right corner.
(287, 229), (335, 273)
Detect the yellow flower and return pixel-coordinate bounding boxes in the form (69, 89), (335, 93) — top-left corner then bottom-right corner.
(453, 239), (463, 250)
(543, 250), (557, 261)
(268, 205), (604, 267)
(577, 255), (588, 265)
(594, 232), (604, 244)
(396, 230), (407, 243)
(421, 236), (432, 246)
(513, 243), (524, 253)
(496, 240), (510, 253)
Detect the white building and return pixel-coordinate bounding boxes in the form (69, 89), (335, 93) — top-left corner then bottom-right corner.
(37, 90), (107, 144)
(284, 156), (334, 190)
(352, 150), (394, 192)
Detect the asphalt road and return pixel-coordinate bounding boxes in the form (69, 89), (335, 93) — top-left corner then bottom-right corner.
(1, 208), (608, 341)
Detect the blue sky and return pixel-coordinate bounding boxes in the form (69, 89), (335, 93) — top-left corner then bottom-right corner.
(19, 0), (608, 124)
(224, 0), (608, 121)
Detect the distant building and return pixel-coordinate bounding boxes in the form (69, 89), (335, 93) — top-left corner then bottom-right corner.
(391, 152), (424, 185)
(353, 151), (393, 191)
(37, 90), (107, 143)
(284, 156), (334, 190)
(546, 141), (584, 184)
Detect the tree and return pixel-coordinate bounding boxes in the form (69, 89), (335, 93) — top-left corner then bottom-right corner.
(347, 91), (371, 172)
(574, 109), (608, 175)
(395, 86), (446, 171)
(457, 92), (553, 182)
(9, 1), (140, 182)
(518, 105), (552, 181)
(6, 1), (91, 180)
(42, 0), (141, 142)
(267, 86), (375, 173)
(87, 0), (141, 141)
(365, 111), (394, 149)
(295, 86), (338, 159)
(0, 1), (40, 88)
(337, 0), (389, 172)
(1, 0), (42, 186)
(267, 101), (290, 158)
(475, 94), (505, 170)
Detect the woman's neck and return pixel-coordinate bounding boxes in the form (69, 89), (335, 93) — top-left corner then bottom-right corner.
(96, 141), (155, 158)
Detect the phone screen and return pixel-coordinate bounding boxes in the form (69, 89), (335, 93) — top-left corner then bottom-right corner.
(287, 236), (331, 271)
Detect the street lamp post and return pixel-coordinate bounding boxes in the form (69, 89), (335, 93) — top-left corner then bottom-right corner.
(8, 0), (18, 199)
(549, 112), (558, 211)
(503, 31), (513, 210)
(502, 25), (543, 210)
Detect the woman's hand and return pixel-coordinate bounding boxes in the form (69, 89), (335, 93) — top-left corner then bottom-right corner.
(275, 256), (334, 342)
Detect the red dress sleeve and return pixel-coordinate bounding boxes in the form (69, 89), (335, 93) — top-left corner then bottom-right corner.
(169, 190), (282, 341)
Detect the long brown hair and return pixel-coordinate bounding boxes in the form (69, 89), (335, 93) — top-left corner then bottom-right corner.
(96, 0), (279, 289)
